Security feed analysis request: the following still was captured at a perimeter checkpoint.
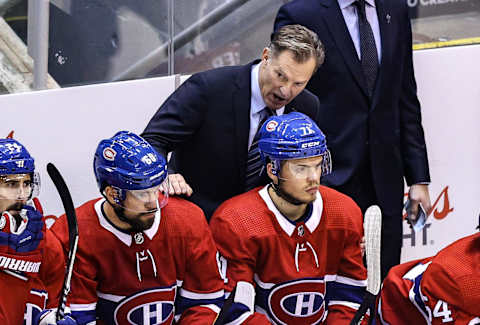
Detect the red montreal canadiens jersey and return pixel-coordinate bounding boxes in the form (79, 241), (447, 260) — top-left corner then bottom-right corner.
(210, 185), (367, 324)
(0, 230), (65, 325)
(50, 197), (224, 325)
(377, 232), (480, 324)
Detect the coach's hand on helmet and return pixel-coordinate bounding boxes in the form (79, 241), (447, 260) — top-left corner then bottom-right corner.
(168, 173), (193, 197)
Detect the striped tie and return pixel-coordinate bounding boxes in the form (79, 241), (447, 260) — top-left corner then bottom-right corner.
(245, 108), (272, 191)
(355, 0), (379, 96)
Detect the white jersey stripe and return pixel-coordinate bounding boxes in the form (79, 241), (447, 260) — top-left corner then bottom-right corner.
(97, 291), (125, 303)
(468, 318), (480, 325)
(179, 287), (224, 300)
(324, 274), (367, 287)
(402, 261), (431, 281)
(203, 304), (221, 314)
(377, 298), (391, 325)
(70, 302), (97, 311)
(328, 300), (361, 310)
(254, 273), (275, 289)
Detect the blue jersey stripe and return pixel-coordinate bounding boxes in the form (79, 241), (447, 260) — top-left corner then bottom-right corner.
(175, 295), (224, 315)
(325, 281), (365, 305)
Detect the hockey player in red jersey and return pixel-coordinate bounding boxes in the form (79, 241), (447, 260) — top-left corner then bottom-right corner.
(50, 131), (225, 325)
(0, 138), (72, 325)
(210, 112), (367, 324)
(377, 221), (480, 324)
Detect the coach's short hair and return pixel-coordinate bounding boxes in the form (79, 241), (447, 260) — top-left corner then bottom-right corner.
(269, 24), (325, 72)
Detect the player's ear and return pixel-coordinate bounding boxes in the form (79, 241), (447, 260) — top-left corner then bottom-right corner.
(266, 162), (278, 184)
(104, 186), (117, 202)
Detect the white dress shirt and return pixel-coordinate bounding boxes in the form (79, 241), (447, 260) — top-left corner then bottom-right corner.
(338, 0), (382, 62)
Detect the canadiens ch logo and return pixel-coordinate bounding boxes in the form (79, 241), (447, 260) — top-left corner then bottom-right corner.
(114, 287), (176, 325)
(103, 148), (117, 161)
(266, 120), (278, 132)
(268, 279), (325, 325)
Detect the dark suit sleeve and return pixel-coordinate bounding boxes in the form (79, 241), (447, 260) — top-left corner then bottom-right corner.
(398, 3), (430, 185)
(310, 91), (321, 126)
(274, 3), (294, 32)
(303, 89), (321, 126)
(141, 73), (209, 158)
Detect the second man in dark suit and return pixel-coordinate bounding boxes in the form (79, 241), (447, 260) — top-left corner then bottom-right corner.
(275, 0), (432, 278)
(142, 24), (324, 219)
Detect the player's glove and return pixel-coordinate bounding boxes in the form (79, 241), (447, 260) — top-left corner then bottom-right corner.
(0, 205), (44, 253)
(34, 308), (78, 325)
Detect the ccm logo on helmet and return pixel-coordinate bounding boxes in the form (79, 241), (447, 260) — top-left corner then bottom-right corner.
(301, 141), (320, 149)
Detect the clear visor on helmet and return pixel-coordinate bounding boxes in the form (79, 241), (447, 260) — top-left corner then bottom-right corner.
(112, 176), (169, 214)
(284, 150), (332, 179)
(0, 173), (40, 201)
(129, 183), (168, 206)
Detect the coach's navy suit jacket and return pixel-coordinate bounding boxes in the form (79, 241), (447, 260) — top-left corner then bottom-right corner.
(275, 0), (430, 218)
(142, 60), (320, 218)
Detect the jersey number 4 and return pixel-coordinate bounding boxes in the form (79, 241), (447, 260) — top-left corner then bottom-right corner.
(432, 300), (453, 323)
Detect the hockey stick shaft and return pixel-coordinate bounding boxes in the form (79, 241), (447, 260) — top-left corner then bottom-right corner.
(213, 281), (255, 325)
(350, 205), (382, 325)
(47, 163), (79, 322)
(213, 286), (236, 325)
(350, 292), (377, 325)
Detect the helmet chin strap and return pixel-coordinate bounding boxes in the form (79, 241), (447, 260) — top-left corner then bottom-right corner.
(102, 194), (133, 223)
(268, 161), (304, 206)
(270, 180), (304, 206)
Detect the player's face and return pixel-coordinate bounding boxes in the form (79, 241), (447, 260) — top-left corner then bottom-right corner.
(121, 187), (160, 231)
(259, 48), (316, 110)
(278, 156), (323, 204)
(0, 174), (32, 216)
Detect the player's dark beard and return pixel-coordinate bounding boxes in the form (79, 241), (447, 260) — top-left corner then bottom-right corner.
(103, 194), (156, 232)
(113, 205), (155, 233)
(4, 201), (24, 227)
(5, 201), (23, 213)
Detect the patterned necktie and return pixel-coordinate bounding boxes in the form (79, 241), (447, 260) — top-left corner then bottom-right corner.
(245, 107), (272, 191)
(355, 0), (379, 96)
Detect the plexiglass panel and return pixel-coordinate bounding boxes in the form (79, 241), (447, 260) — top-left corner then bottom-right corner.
(0, 0), (478, 93)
